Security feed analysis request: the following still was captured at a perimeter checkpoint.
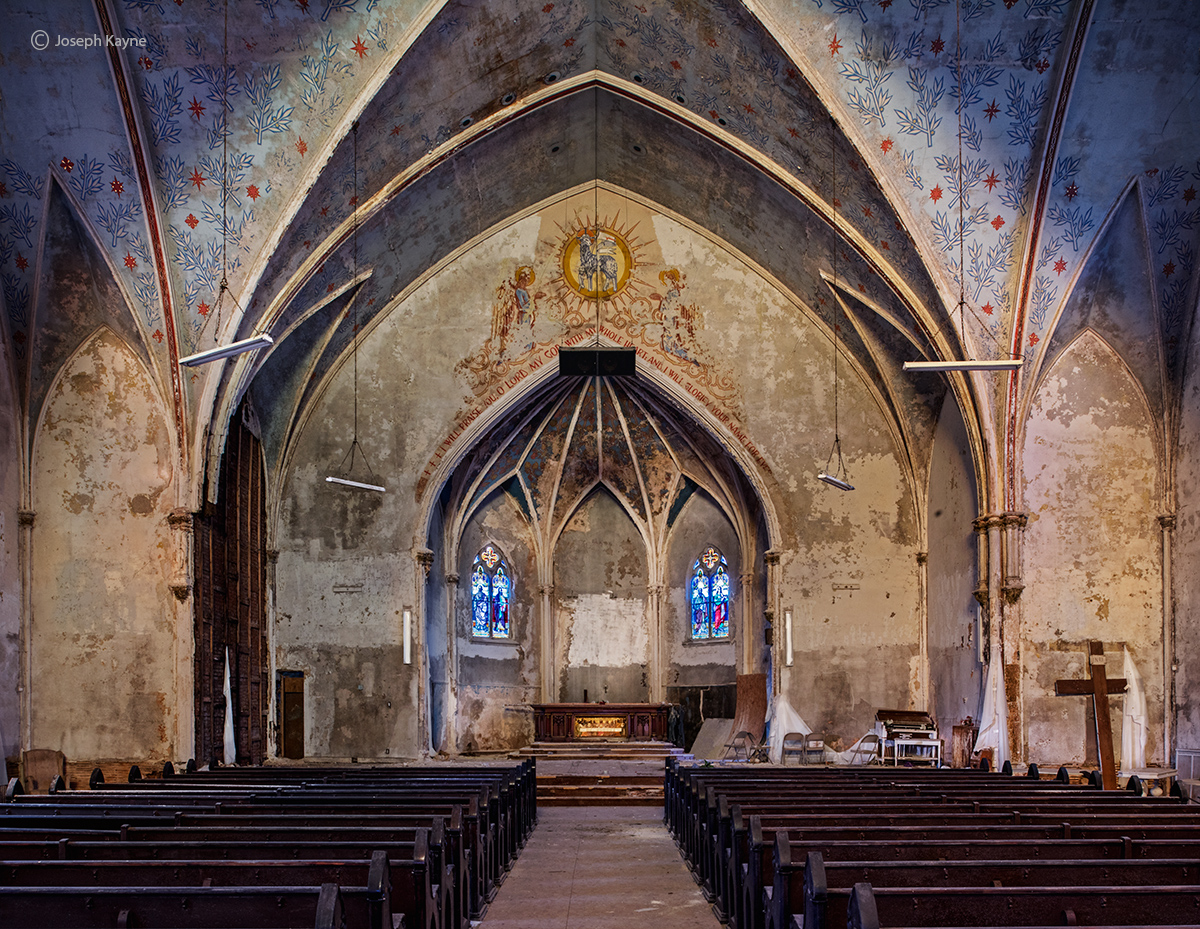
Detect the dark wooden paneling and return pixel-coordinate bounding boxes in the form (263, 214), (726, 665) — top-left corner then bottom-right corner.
(194, 405), (268, 765)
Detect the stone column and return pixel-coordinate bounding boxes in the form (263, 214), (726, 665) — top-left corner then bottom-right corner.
(739, 572), (756, 675)
(764, 551), (781, 696)
(17, 510), (33, 753)
(999, 512), (1027, 762)
(444, 572), (460, 756)
(167, 509), (196, 759)
(538, 584), (555, 703)
(647, 584), (664, 702)
(1160, 513), (1176, 765)
(916, 552), (929, 712)
(416, 549), (434, 757)
(265, 549), (280, 755)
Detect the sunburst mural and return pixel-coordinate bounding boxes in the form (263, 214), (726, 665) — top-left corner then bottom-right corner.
(549, 212), (652, 329)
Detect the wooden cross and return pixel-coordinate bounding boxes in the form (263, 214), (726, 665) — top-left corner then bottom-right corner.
(1054, 641), (1127, 789)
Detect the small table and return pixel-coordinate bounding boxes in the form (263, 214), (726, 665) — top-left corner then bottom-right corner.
(893, 737), (941, 766)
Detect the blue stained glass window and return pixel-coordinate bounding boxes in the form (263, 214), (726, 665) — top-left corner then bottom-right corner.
(471, 544), (513, 639)
(690, 546), (730, 640)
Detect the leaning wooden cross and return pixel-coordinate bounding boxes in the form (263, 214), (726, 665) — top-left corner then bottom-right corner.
(1054, 640), (1127, 789)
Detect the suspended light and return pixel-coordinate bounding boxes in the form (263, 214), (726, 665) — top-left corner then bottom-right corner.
(179, 334), (274, 366)
(325, 475), (386, 493)
(817, 471), (855, 492)
(903, 358), (1022, 372)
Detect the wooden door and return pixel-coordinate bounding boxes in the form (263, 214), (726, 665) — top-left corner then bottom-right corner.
(281, 674), (304, 759)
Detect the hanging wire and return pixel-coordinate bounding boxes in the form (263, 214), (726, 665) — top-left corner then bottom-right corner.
(820, 112), (853, 491)
(955, 0), (966, 341)
(329, 120), (381, 489)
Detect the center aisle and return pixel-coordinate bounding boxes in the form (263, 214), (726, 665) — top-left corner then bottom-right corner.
(480, 806), (720, 929)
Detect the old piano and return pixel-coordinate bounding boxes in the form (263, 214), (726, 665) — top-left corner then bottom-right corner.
(874, 709), (941, 766)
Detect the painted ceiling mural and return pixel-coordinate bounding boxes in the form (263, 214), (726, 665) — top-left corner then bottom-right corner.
(2, 0), (1198, 494)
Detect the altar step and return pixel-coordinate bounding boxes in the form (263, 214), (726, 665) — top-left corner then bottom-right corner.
(514, 741), (689, 805)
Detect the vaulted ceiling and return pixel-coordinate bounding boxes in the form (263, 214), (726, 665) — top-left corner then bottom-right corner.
(3, 0), (1198, 501)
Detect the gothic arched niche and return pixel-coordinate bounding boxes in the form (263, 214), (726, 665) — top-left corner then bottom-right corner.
(1022, 330), (1161, 766)
(433, 372), (768, 750)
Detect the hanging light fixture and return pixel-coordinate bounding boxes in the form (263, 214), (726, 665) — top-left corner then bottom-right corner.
(179, 0), (272, 368)
(904, 0), (1021, 375)
(819, 112), (854, 493)
(325, 121), (385, 494)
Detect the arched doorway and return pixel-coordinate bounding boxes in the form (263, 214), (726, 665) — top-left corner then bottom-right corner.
(426, 375), (771, 754)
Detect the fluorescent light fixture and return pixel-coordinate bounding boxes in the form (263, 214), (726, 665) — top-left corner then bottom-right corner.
(785, 609), (794, 667)
(403, 609), (412, 665)
(179, 334), (274, 367)
(818, 472), (854, 491)
(903, 359), (1023, 372)
(325, 475), (386, 493)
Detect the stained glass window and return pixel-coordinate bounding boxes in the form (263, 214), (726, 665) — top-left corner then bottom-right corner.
(690, 546), (730, 640)
(471, 544), (512, 639)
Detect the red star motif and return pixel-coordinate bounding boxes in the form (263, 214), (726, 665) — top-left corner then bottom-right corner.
(296, 138), (308, 156)
(1146, 168), (1160, 177)
(138, 57), (153, 71)
(786, 68), (798, 80)
(849, 159), (860, 172)
(788, 127), (799, 138)
(563, 37), (575, 47)
(878, 0), (892, 7)
(189, 168), (206, 190)
(670, 60), (682, 70)
(247, 185), (260, 201)
(982, 302), (993, 315)
(1029, 332), (1039, 346)
(0, 181), (7, 197)
(1004, 0), (1017, 7)
(984, 171), (999, 191)
(185, 213), (199, 229)
(895, 220), (903, 231)
(189, 97), (206, 119)
(818, 296), (827, 305)
(931, 37), (944, 54)
(744, 103), (756, 114)
(858, 283), (867, 293)
(1164, 261), (1176, 276)
(297, 0), (309, 10)
(616, 39), (626, 47)
(152, 329), (164, 343)
(1053, 258), (1067, 275)
(1036, 58), (1049, 74)
(197, 301), (211, 316)
(367, 298), (375, 305)
(1184, 186), (1196, 204)
(880, 240), (890, 250)
(320, 206), (329, 217)
(304, 240), (312, 249)
(349, 195), (358, 207)
(14, 254), (27, 271)
(707, 37), (717, 48)
(991, 215), (1005, 230)
(1065, 182), (1079, 201)
(862, 205), (874, 218)
(881, 138), (893, 153)
(60, 157), (73, 172)
(352, 36), (368, 58)
(833, 198), (842, 210)
(543, 2), (554, 10)
(709, 110), (719, 120)
(391, 125), (402, 136)
(984, 99), (999, 121)
(327, 282), (337, 292)
(245, 40), (257, 51)
(930, 185), (943, 202)
(111, 178), (124, 197)
(124, 253), (137, 269)
(829, 33), (842, 56)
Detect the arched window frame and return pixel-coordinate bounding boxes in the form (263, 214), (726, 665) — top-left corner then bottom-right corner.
(689, 545), (731, 641)
(470, 543), (514, 640)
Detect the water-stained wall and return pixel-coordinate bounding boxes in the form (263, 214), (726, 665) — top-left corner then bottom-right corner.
(0, 338), (20, 766)
(1022, 333), (1162, 765)
(1176, 303), (1200, 754)
(29, 329), (176, 761)
(927, 396), (982, 732)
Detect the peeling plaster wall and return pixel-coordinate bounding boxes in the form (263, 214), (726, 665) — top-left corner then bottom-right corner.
(426, 503), (449, 753)
(30, 330), (176, 761)
(927, 396), (982, 732)
(0, 342), (20, 765)
(455, 492), (537, 752)
(1022, 333), (1162, 766)
(555, 491), (649, 703)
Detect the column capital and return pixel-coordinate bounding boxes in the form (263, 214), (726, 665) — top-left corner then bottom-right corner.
(445, 572), (460, 585)
(416, 549), (435, 578)
(537, 584), (554, 597)
(166, 508), (194, 531)
(17, 510), (34, 527)
(265, 549), (280, 564)
(1159, 513), (1177, 530)
(915, 551), (928, 565)
(764, 550), (781, 566)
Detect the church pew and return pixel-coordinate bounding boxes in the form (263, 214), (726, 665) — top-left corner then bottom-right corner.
(0, 848), (435, 929)
(769, 844), (1200, 929)
(0, 882), (359, 929)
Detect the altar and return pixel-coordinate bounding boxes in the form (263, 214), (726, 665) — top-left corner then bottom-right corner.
(531, 703), (672, 742)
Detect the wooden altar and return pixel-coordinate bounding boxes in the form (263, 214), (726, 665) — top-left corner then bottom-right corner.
(531, 703), (672, 742)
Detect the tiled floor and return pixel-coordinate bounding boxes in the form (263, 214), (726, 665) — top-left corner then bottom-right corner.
(479, 806), (720, 928)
